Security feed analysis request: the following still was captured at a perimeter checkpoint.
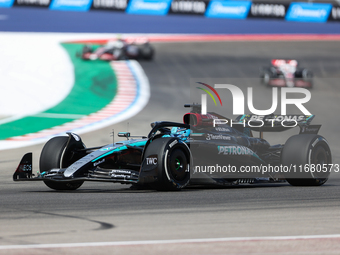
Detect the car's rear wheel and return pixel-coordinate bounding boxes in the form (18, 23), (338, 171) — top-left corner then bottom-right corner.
(40, 136), (85, 191)
(281, 134), (331, 186)
(82, 44), (93, 54)
(140, 44), (154, 60)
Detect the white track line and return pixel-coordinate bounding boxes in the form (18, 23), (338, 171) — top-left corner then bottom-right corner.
(1, 234), (340, 250)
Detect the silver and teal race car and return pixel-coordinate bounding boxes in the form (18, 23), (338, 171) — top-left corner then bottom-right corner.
(13, 105), (332, 191)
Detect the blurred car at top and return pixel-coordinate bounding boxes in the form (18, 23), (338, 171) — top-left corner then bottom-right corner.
(260, 59), (313, 88)
(78, 37), (154, 61)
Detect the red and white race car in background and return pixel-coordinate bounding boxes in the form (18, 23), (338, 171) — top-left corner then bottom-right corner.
(260, 59), (313, 88)
(79, 37), (154, 61)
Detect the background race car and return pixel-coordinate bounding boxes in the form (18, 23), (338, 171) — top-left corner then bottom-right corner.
(79, 37), (154, 61)
(260, 59), (313, 88)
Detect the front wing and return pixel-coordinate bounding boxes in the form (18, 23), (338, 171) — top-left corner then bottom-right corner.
(13, 153), (139, 184)
(268, 78), (312, 88)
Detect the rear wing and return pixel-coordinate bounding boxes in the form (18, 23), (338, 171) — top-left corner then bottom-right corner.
(234, 114), (320, 135)
(271, 59), (298, 67)
(182, 104), (320, 137)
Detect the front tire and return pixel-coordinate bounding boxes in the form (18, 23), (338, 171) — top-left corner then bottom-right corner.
(302, 68), (313, 88)
(263, 72), (270, 86)
(40, 136), (85, 190)
(281, 134), (331, 186)
(260, 68), (272, 86)
(142, 137), (190, 191)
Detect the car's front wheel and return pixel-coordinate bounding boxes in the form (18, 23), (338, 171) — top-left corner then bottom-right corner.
(40, 136), (85, 191)
(142, 137), (190, 191)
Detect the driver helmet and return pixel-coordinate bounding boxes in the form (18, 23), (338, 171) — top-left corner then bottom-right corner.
(171, 127), (191, 141)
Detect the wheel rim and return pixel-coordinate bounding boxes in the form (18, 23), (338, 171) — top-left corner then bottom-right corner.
(175, 158), (181, 170)
(169, 150), (188, 181)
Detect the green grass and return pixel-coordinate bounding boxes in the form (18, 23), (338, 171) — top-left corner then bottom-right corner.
(0, 43), (117, 140)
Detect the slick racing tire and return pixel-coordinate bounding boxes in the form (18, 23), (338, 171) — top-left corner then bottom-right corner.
(281, 134), (331, 186)
(263, 72), (270, 86)
(260, 68), (272, 86)
(302, 68), (313, 87)
(40, 136), (85, 191)
(140, 44), (154, 60)
(82, 44), (93, 54)
(143, 137), (190, 191)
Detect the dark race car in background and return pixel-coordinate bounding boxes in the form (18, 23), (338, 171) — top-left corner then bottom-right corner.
(78, 37), (154, 61)
(13, 105), (331, 191)
(260, 59), (313, 88)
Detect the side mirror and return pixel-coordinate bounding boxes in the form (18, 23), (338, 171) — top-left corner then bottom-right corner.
(118, 132), (130, 138)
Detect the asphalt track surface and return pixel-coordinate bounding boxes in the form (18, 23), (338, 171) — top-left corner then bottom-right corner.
(1, 39), (340, 254)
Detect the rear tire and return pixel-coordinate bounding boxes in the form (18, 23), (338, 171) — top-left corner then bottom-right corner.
(40, 136), (85, 191)
(281, 134), (331, 186)
(82, 44), (93, 54)
(140, 44), (154, 60)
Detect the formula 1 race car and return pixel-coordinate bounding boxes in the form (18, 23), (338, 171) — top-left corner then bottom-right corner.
(260, 59), (313, 88)
(78, 38), (154, 61)
(13, 104), (331, 191)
